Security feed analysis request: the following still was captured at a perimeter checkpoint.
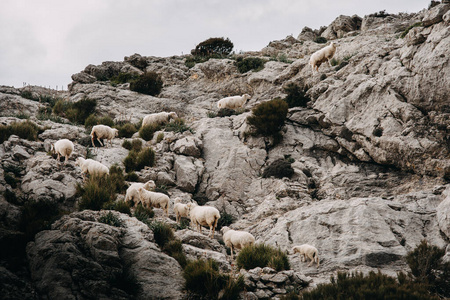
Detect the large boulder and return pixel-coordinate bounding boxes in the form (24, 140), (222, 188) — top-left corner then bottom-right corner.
(321, 15), (362, 40)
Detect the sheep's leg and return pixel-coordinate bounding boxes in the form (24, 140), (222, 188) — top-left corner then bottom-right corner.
(64, 155), (68, 164)
(97, 138), (104, 147)
(307, 255), (314, 267)
(91, 137), (95, 147)
(230, 244), (234, 260)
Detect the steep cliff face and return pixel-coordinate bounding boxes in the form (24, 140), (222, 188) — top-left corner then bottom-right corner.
(1, 4), (449, 299)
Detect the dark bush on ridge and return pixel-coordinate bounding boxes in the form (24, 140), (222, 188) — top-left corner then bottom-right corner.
(191, 37), (234, 57)
(283, 83), (310, 108)
(20, 199), (62, 241)
(77, 175), (115, 211)
(262, 158), (295, 179)
(117, 123), (137, 138)
(139, 123), (160, 141)
(235, 57), (267, 73)
(0, 121), (41, 143)
(237, 244), (290, 271)
(130, 71), (163, 96)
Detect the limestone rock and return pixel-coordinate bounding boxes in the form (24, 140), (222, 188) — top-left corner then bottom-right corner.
(171, 135), (203, 158)
(422, 4), (450, 26)
(437, 194), (450, 239)
(173, 155), (204, 193)
(321, 15), (362, 40)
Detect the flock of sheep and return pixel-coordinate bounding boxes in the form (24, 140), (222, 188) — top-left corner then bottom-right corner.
(48, 42), (337, 266)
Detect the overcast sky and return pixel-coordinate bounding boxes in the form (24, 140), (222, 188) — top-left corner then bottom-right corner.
(0, 0), (429, 89)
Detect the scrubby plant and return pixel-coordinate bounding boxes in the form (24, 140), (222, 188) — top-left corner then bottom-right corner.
(183, 258), (244, 299)
(217, 108), (237, 118)
(139, 123), (159, 141)
(130, 139), (143, 151)
(154, 184), (169, 195)
(54, 98), (96, 124)
(110, 72), (140, 85)
(400, 22), (423, 38)
(216, 211), (235, 230)
(150, 221), (175, 248)
(262, 158), (295, 179)
(125, 171), (139, 182)
(246, 98), (288, 143)
(283, 83), (310, 108)
(236, 244), (290, 271)
(300, 271), (438, 300)
(235, 57), (267, 73)
(117, 123), (137, 138)
(164, 118), (192, 133)
(76, 176), (116, 211)
(314, 36), (327, 44)
(130, 71), (163, 96)
(133, 204), (154, 223)
(193, 194), (210, 206)
(191, 37), (234, 57)
(163, 239), (188, 268)
(109, 164), (128, 193)
(123, 146), (155, 172)
(156, 132), (164, 143)
(84, 114), (98, 128)
(20, 90), (37, 101)
(122, 140), (132, 150)
(20, 199), (62, 241)
(103, 200), (131, 216)
(0, 120), (41, 143)
(98, 211), (124, 227)
(406, 240), (450, 298)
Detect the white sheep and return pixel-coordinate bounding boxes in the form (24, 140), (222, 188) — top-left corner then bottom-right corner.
(51, 139), (74, 164)
(217, 94), (251, 110)
(220, 226), (255, 260)
(124, 180), (156, 206)
(90, 124), (119, 148)
(137, 187), (170, 216)
(309, 42), (338, 72)
(141, 112), (178, 128)
(188, 205), (221, 238)
(292, 244), (320, 267)
(173, 198), (196, 223)
(75, 157), (109, 179)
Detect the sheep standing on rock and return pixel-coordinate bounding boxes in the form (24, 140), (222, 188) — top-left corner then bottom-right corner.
(220, 226), (255, 260)
(141, 112), (178, 128)
(75, 157), (109, 179)
(292, 244), (320, 267)
(138, 187), (170, 216)
(173, 199), (196, 223)
(217, 94), (251, 110)
(124, 180), (156, 206)
(90, 125), (119, 148)
(188, 205), (220, 238)
(309, 42), (337, 72)
(51, 139), (74, 164)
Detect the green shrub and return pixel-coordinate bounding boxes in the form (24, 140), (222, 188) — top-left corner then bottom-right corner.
(246, 98), (288, 141)
(130, 71), (163, 96)
(103, 200), (131, 215)
(154, 184), (169, 195)
(400, 22), (423, 38)
(217, 108), (237, 118)
(406, 240), (450, 298)
(164, 118), (192, 133)
(314, 36), (327, 44)
(236, 244), (290, 271)
(123, 150), (138, 173)
(122, 140), (132, 150)
(125, 172), (139, 182)
(235, 57), (267, 73)
(183, 258), (244, 299)
(262, 158), (295, 179)
(131, 139), (143, 151)
(0, 121), (42, 144)
(20, 199), (62, 241)
(150, 221), (175, 248)
(109, 165), (128, 193)
(71, 98), (97, 124)
(139, 124), (159, 141)
(301, 271), (438, 300)
(77, 176), (115, 211)
(283, 83), (310, 108)
(15, 113), (30, 119)
(133, 204), (154, 223)
(20, 90), (37, 101)
(98, 211), (124, 227)
(99, 116), (115, 127)
(156, 132), (164, 143)
(118, 123), (137, 138)
(191, 37), (234, 57)
(163, 239), (188, 268)
(136, 147), (156, 170)
(216, 211), (235, 230)
(84, 114), (98, 128)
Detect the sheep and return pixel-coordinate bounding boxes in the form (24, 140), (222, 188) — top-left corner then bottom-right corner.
(124, 180), (156, 206)
(309, 42), (338, 72)
(217, 94), (251, 110)
(50, 139), (74, 164)
(90, 125), (119, 148)
(188, 205), (220, 238)
(292, 244), (320, 267)
(137, 187), (170, 216)
(173, 198), (196, 223)
(75, 157), (109, 179)
(220, 226), (255, 260)
(141, 112), (178, 128)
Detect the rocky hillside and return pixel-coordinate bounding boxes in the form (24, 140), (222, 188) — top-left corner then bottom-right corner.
(1, 3), (450, 299)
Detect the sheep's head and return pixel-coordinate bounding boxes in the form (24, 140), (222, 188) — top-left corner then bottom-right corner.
(169, 112), (178, 119)
(243, 94), (251, 101)
(50, 144), (55, 154)
(75, 157), (84, 166)
(220, 226), (230, 234)
(113, 128), (119, 137)
(143, 180), (156, 191)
